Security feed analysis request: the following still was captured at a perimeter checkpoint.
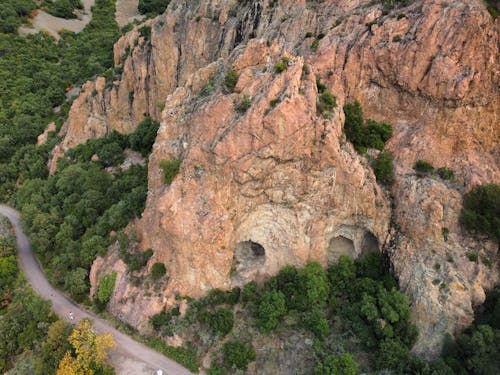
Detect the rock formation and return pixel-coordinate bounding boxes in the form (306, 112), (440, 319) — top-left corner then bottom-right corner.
(62, 0), (499, 359)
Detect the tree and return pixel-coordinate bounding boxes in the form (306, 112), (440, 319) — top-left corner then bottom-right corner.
(222, 340), (256, 371)
(314, 353), (359, 375)
(151, 262), (167, 279)
(64, 267), (89, 299)
(138, 0), (171, 16)
(128, 117), (160, 156)
(460, 183), (500, 242)
(35, 320), (73, 375)
(373, 151), (394, 186)
(255, 290), (286, 333)
(207, 309), (234, 337)
(56, 319), (114, 375)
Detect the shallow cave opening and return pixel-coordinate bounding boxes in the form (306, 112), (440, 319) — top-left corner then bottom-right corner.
(231, 240), (266, 283)
(361, 232), (379, 254)
(327, 235), (355, 265)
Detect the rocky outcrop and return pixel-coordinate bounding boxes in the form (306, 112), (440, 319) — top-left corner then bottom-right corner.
(65, 0), (500, 359)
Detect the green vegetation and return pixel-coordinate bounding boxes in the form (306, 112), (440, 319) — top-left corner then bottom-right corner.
(224, 70), (239, 92)
(128, 117), (160, 156)
(201, 308), (234, 337)
(237, 94), (251, 113)
(0, 232), (71, 374)
(145, 248), (500, 374)
(0, 0), (37, 33)
(151, 262), (167, 279)
(413, 160), (456, 181)
(145, 338), (199, 372)
(16, 160), (147, 284)
(255, 290), (286, 333)
(138, 0), (171, 17)
(414, 159), (434, 174)
(42, 0), (83, 19)
(0, 0), (120, 201)
(373, 151), (394, 186)
(159, 159), (182, 184)
(221, 340), (256, 371)
(97, 272), (117, 307)
(437, 167), (455, 181)
(274, 56), (291, 73)
(460, 183), (500, 242)
(343, 100), (392, 154)
(484, 0), (499, 19)
(314, 353), (359, 375)
(316, 78), (337, 118)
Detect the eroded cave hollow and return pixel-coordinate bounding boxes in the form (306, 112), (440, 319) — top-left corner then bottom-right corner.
(232, 240), (266, 283)
(361, 232), (379, 254)
(327, 235), (355, 264)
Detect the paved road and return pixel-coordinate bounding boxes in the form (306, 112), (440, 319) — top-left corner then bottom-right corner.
(0, 205), (193, 375)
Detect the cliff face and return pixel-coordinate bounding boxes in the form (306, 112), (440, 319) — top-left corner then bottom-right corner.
(66, 0), (500, 359)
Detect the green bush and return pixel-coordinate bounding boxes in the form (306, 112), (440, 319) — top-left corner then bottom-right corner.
(460, 184), (500, 242)
(414, 159), (434, 174)
(317, 90), (337, 118)
(151, 262), (167, 279)
(237, 95), (251, 113)
(206, 309), (234, 337)
(314, 353), (359, 375)
(241, 281), (259, 303)
(139, 25), (152, 42)
(373, 151), (394, 186)
(159, 159), (181, 184)
(97, 272), (117, 306)
(255, 291), (286, 333)
(225, 70), (239, 92)
(222, 340), (256, 371)
(274, 57), (290, 73)
(129, 117), (160, 156)
(43, 0), (83, 19)
(485, 0), (499, 19)
(138, 0), (171, 16)
(343, 101), (392, 153)
(300, 308), (330, 338)
(437, 167), (455, 181)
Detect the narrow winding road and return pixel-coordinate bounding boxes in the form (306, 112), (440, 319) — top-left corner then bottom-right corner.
(0, 205), (193, 375)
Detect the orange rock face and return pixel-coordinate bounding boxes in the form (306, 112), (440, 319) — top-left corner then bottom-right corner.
(58, 0), (500, 358)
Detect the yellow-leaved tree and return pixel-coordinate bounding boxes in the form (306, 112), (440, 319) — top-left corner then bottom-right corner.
(56, 318), (115, 375)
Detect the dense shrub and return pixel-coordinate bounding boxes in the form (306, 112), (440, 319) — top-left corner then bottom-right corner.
(484, 0), (499, 19)
(0, 0), (37, 33)
(43, 0), (83, 19)
(317, 90), (337, 118)
(237, 95), (251, 113)
(96, 272), (117, 307)
(225, 70), (239, 92)
(373, 151), (394, 186)
(128, 117), (160, 156)
(300, 308), (330, 338)
(222, 340), (256, 371)
(151, 262), (167, 279)
(460, 183), (500, 242)
(274, 57), (291, 73)
(437, 167), (455, 181)
(414, 159), (434, 174)
(314, 353), (359, 375)
(343, 101), (392, 153)
(138, 0), (171, 16)
(159, 159), (181, 184)
(205, 309), (234, 337)
(255, 290), (286, 333)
